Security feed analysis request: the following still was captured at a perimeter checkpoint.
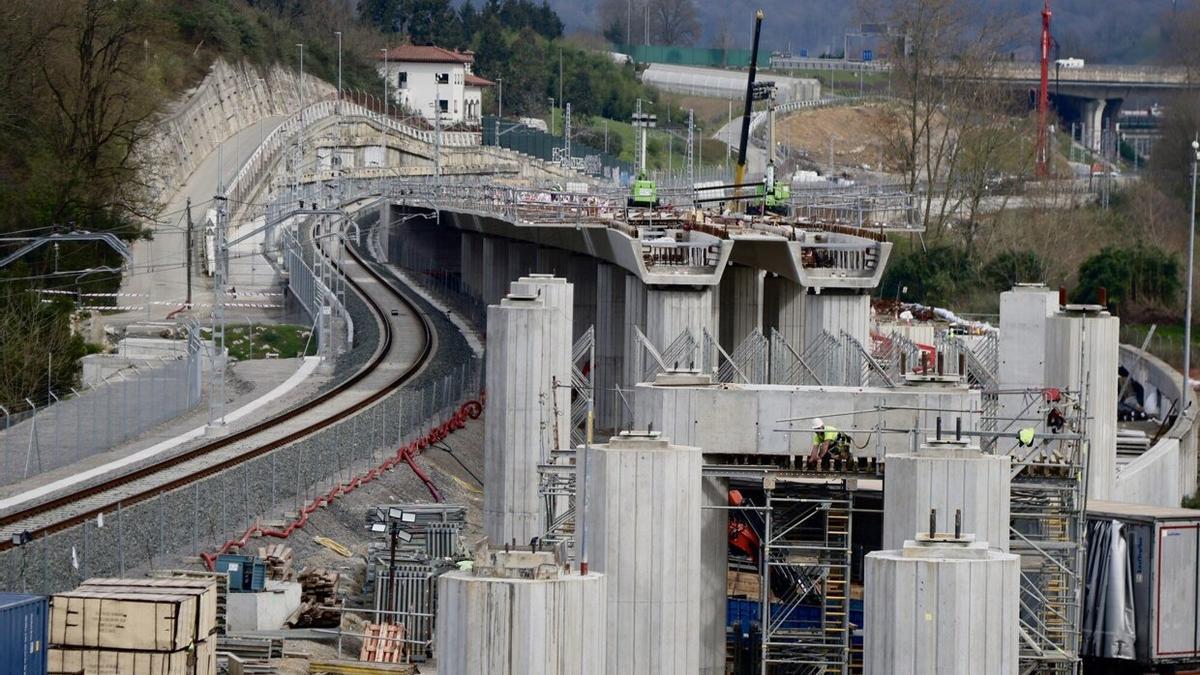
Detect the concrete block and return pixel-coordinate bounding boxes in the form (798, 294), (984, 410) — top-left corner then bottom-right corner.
(225, 580), (302, 632)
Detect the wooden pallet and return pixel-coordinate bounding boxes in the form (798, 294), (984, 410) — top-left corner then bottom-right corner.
(359, 623), (406, 663)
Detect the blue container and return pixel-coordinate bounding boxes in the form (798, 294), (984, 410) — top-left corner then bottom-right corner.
(216, 554), (267, 593)
(0, 593), (48, 675)
(727, 597), (865, 632)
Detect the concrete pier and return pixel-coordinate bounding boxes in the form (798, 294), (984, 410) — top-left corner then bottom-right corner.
(584, 432), (705, 674)
(1046, 308), (1119, 500)
(997, 285), (1058, 426)
(484, 292), (554, 544)
(595, 264), (627, 432)
(644, 286), (718, 368)
(482, 236), (510, 306)
(866, 537), (1019, 675)
(437, 546), (606, 675)
(510, 275), (574, 452)
(884, 442), (1012, 551)
(622, 274), (648, 393)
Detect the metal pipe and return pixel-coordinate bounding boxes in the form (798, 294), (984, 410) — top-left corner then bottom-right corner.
(1185, 138), (1199, 411)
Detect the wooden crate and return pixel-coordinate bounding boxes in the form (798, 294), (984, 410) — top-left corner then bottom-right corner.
(78, 578), (218, 639)
(359, 623), (405, 663)
(51, 591), (197, 651)
(151, 570), (228, 636)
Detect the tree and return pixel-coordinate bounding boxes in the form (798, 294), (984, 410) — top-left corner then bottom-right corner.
(33, 0), (162, 230)
(598, 0), (647, 46)
(649, 0), (699, 45)
(1073, 246), (1182, 313)
(981, 250), (1044, 292)
(862, 0), (1014, 237)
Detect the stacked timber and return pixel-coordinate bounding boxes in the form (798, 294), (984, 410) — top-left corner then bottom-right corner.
(151, 569), (228, 635)
(215, 635), (282, 673)
(289, 568), (341, 628)
(48, 577), (218, 675)
(257, 545), (294, 581)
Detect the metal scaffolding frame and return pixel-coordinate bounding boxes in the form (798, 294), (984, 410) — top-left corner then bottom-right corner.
(758, 478), (855, 675)
(1002, 387), (1089, 675)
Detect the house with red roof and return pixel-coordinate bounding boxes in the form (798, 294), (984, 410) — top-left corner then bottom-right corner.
(375, 45), (494, 126)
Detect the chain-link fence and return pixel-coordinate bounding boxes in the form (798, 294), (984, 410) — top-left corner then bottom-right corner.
(0, 353), (481, 595)
(0, 344), (202, 487)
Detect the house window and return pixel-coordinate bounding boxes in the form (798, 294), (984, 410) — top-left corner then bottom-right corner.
(438, 99), (449, 112)
(436, 72), (449, 85)
(397, 71), (408, 89)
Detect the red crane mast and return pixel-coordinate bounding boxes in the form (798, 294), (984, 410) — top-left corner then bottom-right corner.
(1036, 0), (1052, 178)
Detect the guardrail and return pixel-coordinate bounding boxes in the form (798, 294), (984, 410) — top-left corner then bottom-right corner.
(226, 98), (481, 210)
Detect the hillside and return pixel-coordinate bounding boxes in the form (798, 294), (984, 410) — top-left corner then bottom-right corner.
(547, 0), (1180, 65)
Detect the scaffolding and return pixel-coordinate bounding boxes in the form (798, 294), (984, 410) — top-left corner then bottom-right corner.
(760, 478), (855, 675)
(1002, 387), (1088, 674)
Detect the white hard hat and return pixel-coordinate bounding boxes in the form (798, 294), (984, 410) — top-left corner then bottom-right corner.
(811, 418), (824, 430)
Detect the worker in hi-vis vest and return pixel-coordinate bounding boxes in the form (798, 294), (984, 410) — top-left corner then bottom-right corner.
(1017, 427), (1036, 447)
(808, 418), (853, 466)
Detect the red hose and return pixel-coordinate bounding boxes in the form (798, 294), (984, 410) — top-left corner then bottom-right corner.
(201, 396), (484, 570)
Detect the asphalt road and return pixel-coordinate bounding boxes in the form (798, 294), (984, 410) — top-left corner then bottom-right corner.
(116, 117), (285, 323)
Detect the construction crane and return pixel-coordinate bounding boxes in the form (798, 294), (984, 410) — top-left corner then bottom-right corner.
(733, 9), (765, 203)
(1035, 0), (1052, 178)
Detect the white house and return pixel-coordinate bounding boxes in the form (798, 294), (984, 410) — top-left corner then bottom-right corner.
(376, 45), (494, 126)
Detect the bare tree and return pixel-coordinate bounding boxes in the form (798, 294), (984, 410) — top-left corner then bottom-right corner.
(862, 0), (1014, 237)
(36, 0), (162, 226)
(649, 0), (700, 45)
(598, 0), (647, 45)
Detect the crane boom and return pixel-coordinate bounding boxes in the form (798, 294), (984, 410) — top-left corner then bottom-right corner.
(734, 9), (765, 193)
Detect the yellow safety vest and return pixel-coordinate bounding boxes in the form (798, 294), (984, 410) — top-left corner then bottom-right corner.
(1018, 427), (1036, 446)
(814, 426), (841, 445)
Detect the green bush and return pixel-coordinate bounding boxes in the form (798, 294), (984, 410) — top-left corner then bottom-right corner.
(1073, 246), (1181, 311)
(880, 245), (978, 307)
(981, 250), (1044, 292)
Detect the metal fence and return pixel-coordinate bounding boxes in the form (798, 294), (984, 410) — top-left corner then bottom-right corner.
(0, 340), (202, 487)
(481, 117), (631, 179)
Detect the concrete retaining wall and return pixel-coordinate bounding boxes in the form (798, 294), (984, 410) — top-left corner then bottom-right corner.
(144, 59), (334, 204)
(1114, 345), (1198, 506)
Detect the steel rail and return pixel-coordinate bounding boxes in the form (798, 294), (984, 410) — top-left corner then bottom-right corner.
(0, 216), (435, 551)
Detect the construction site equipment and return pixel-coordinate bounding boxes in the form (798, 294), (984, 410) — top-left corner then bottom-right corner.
(215, 554), (266, 593)
(629, 104), (659, 207)
(734, 10), (766, 194)
(1036, 0), (1052, 178)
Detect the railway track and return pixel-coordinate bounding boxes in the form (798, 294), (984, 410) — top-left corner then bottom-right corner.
(0, 210), (435, 551)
